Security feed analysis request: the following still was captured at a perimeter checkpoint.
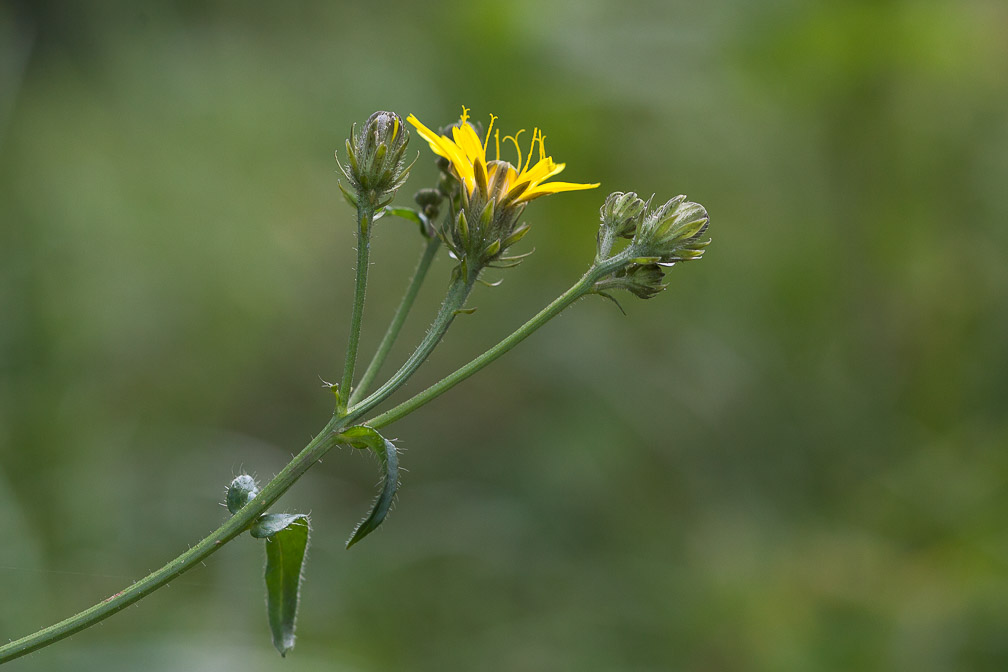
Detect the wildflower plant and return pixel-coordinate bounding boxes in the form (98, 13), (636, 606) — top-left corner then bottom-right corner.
(0, 107), (711, 662)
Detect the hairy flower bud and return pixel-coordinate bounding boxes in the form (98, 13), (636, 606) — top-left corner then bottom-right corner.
(336, 111), (414, 208)
(601, 191), (647, 239)
(595, 262), (668, 300)
(597, 191), (648, 258)
(633, 195), (710, 263)
(226, 474), (259, 514)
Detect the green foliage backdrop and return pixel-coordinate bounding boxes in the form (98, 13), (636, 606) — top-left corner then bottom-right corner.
(2, 0), (1007, 669)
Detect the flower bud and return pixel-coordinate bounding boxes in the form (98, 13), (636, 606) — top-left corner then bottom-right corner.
(335, 111), (413, 207)
(600, 191), (647, 239)
(633, 195), (710, 263)
(226, 474), (259, 514)
(597, 191), (648, 259)
(594, 262), (667, 300)
(414, 187), (443, 221)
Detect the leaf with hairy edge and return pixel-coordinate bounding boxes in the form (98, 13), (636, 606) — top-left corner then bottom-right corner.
(250, 513), (310, 657)
(338, 425), (400, 548)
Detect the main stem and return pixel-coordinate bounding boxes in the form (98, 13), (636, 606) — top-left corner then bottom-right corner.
(0, 414), (339, 664)
(338, 203), (374, 413)
(0, 264), (475, 665)
(349, 235), (440, 406)
(2, 246), (615, 663)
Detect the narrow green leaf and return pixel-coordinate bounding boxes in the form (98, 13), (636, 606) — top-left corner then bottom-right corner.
(595, 290), (627, 315)
(382, 206), (432, 237)
(251, 513), (310, 657)
(338, 426), (400, 548)
(337, 180), (358, 208)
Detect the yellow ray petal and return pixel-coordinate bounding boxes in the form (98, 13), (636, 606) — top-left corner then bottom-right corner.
(452, 123), (485, 162)
(410, 109), (598, 203)
(520, 180), (601, 202)
(406, 115), (449, 157)
(520, 158), (565, 186)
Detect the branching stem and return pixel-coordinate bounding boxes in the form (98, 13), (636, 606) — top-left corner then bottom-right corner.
(366, 252), (630, 429)
(0, 265), (476, 665)
(349, 235), (441, 405)
(0, 245), (622, 665)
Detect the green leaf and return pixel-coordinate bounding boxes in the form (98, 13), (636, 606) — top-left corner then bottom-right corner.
(251, 513), (310, 657)
(382, 206), (433, 237)
(338, 425), (400, 548)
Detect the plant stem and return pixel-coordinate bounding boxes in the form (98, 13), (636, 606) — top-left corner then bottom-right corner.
(338, 203), (374, 414)
(0, 415), (346, 664)
(366, 255), (626, 430)
(348, 267), (477, 419)
(0, 260), (473, 665)
(2, 246), (613, 663)
(349, 235), (441, 406)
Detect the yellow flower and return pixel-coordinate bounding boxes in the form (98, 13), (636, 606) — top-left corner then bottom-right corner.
(406, 107), (599, 203)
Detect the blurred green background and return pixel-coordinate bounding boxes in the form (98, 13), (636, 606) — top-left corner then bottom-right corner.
(2, 0), (1007, 669)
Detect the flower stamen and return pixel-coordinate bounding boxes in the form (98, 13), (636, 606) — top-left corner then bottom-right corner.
(483, 114), (498, 154)
(524, 129), (539, 174)
(503, 130), (525, 171)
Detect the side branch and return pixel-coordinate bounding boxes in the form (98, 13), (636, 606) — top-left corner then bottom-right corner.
(365, 255), (628, 430)
(349, 235), (440, 405)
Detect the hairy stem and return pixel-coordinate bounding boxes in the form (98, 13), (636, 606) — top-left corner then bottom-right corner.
(349, 235), (441, 405)
(338, 203), (374, 413)
(0, 416), (343, 664)
(1, 261), (474, 664)
(348, 267), (477, 419)
(2, 241), (623, 663)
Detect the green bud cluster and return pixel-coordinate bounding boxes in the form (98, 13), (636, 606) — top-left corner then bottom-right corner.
(593, 191), (710, 306)
(336, 111), (414, 208)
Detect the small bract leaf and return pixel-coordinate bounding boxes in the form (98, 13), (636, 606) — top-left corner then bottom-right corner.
(338, 426), (400, 548)
(251, 513), (305, 539)
(252, 513), (310, 657)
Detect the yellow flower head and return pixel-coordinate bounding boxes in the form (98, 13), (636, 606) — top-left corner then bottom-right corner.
(406, 107), (599, 204)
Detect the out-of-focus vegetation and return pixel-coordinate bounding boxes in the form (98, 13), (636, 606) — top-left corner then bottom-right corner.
(2, 0), (1007, 670)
